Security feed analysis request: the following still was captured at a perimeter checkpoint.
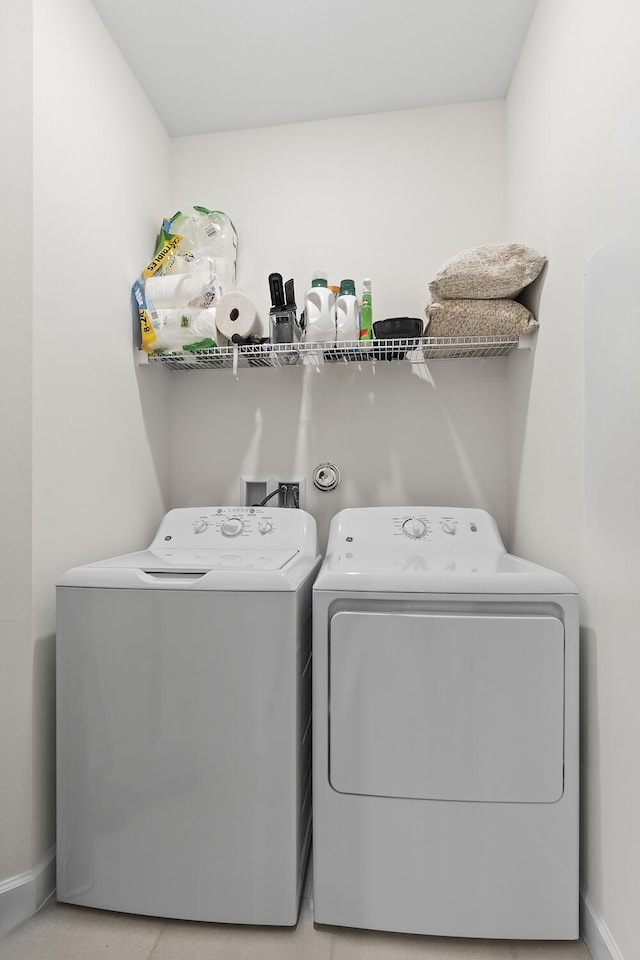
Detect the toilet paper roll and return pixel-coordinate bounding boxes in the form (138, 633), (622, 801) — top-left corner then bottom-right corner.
(215, 291), (258, 341)
(144, 265), (213, 309)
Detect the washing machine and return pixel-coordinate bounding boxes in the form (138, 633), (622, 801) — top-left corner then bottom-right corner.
(312, 506), (579, 940)
(56, 506), (320, 925)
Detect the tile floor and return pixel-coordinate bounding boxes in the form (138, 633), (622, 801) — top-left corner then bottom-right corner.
(0, 895), (592, 960)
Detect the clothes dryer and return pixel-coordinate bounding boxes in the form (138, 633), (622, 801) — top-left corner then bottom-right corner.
(312, 507), (578, 939)
(57, 506), (320, 925)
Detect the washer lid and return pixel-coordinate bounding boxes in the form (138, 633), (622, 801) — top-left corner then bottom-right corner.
(57, 547), (320, 590)
(85, 547), (300, 572)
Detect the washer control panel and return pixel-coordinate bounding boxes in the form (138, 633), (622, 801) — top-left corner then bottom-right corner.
(150, 506), (317, 554)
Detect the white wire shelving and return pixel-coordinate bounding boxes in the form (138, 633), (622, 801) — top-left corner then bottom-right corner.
(137, 335), (531, 374)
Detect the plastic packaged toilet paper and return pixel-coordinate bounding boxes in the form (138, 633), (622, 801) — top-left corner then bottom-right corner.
(215, 291), (258, 341)
(150, 307), (218, 352)
(144, 265), (215, 309)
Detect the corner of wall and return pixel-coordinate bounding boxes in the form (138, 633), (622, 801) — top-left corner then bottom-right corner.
(581, 890), (626, 960)
(0, 847), (55, 939)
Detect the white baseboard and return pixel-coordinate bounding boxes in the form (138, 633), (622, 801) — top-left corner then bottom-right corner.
(0, 858), (626, 956)
(0, 846), (56, 939)
(581, 889), (625, 960)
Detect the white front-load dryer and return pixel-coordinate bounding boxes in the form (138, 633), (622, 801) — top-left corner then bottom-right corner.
(56, 506), (320, 925)
(312, 507), (579, 940)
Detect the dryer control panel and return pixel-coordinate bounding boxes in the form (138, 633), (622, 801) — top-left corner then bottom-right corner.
(328, 507), (506, 554)
(151, 506), (317, 555)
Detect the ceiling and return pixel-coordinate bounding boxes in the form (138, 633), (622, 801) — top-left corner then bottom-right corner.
(89, 0), (537, 137)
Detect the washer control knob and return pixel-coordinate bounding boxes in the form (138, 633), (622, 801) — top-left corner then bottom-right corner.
(402, 517), (427, 540)
(441, 521), (457, 535)
(193, 519), (208, 534)
(258, 520), (273, 535)
(221, 517), (244, 538)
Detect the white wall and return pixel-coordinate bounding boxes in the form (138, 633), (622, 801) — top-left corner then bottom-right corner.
(169, 360), (510, 549)
(33, 0), (173, 628)
(507, 2), (640, 958)
(0, 0), (172, 920)
(169, 104), (511, 547)
(0, 0), (34, 894)
(171, 103), (505, 327)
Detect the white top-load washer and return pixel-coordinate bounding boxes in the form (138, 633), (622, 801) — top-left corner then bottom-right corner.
(312, 507), (579, 940)
(56, 506), (320, 925)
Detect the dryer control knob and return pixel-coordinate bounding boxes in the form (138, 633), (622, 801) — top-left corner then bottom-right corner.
(258, 520), (273, 535)
(441, 521), (457, 535)
(402, 517), (427, 540)
(221, 517), (244, 538)
(193, 519), (208, 534)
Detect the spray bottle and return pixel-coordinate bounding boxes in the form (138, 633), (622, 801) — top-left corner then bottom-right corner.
(360, 278), (373, 341)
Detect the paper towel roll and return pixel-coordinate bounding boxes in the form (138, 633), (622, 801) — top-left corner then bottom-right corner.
(215, 291), (258, 341)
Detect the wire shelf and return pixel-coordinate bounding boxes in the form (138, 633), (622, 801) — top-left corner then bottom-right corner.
(138, 336), (523, 371)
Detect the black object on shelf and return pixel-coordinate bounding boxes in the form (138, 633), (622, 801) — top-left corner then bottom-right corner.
(373, 317), (423, 359)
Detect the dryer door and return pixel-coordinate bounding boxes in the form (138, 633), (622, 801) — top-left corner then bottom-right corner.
(329, 611), (564, 803)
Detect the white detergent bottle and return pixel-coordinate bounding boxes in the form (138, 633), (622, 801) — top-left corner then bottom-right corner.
(335, 279), (360, 342)
(304, 271), (336, 343)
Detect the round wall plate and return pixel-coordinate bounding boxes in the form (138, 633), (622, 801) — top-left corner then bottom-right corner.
(313, 463), (341, 491)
